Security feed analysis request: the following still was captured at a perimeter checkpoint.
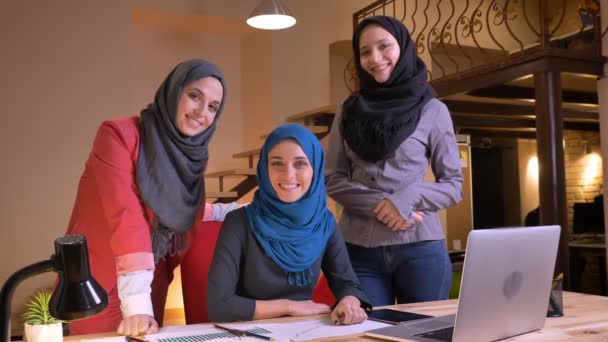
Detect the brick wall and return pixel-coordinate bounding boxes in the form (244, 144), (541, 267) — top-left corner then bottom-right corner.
(564, 130), (602, 232)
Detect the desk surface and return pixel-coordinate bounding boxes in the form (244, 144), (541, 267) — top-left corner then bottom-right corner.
(65, 292), (608, 341)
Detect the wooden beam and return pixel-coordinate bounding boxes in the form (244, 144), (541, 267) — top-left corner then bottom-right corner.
(458, 126), (536, 133)
(467, 85), (598, 104)
(457, 128), (537, 139)
(453, 116), (535, 129)
(545, 50), (606, 75)
(432, 57), (548, 97)
(443, 99), (598, 120)
(444, 100), (536, 115)
(431, 51), (604, 97)
(562, 109), (600, 121)
(454, 120), (597, 132)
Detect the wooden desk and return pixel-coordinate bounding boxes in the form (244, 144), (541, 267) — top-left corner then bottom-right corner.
(65, 292), (608, 341)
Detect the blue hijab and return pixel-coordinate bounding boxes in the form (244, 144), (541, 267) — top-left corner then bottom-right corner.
(245, 124), (335, 286)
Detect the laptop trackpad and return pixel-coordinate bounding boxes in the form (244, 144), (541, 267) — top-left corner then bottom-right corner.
(415, 326), (454, 341)
(407, 314), (455, 330)
(408, 315), (456, 342)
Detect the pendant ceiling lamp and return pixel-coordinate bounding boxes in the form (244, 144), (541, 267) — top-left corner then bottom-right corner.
(246, 0), (296, 30)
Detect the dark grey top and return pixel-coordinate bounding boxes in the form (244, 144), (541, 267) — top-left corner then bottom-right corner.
(325, 99), (463, 247)
(206, 207), (371, 322)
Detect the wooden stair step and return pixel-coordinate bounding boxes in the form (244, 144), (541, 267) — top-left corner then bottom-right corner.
(259, 125), (328, 140)
(232, 148), (261, 168)
(286, 105), (337, 124)
(206, 191), (238, 198)
(206, 168), (256, 177)
(232, 148), (261, 159)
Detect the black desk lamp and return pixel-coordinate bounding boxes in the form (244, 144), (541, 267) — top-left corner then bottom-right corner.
(0, 234), (108, 342)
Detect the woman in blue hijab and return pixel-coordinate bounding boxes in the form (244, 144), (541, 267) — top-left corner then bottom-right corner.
(207, 123), (370, 324)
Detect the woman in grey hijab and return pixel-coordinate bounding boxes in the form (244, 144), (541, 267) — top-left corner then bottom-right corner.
(66, 59), (237, 337)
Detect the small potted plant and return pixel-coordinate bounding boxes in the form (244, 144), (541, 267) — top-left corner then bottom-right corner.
(22, 290), (63, 342)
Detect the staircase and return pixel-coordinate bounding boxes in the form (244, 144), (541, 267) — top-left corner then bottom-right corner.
(206, 105), (337, 204)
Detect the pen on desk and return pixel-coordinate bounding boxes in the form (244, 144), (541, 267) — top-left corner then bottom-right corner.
(214, 324), (274, 341)
(125, 336), (148, 342)
(548, 293), (562, 316)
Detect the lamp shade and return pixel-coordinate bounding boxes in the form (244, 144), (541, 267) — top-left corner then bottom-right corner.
(49, 235), (107, 320)
(246, 0), (296, 30)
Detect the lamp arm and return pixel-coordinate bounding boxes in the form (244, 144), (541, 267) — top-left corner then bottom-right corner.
(0, 258), (55, 342)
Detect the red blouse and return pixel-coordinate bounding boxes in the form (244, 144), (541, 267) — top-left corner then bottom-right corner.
(66, 116), (204, 292)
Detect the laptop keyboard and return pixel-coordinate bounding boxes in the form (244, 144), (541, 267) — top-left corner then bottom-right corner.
(415, 326), (454, 341)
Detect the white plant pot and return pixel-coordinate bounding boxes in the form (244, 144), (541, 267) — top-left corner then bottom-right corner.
(24, 322), (63, 342)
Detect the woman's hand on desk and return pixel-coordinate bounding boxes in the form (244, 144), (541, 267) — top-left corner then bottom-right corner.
(288, 300), (331, 317)
(117, 314), (158, 337)
(331, 295), (367, 325)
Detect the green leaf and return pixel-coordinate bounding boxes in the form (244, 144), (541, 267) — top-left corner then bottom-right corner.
(21, 290), (64, 325)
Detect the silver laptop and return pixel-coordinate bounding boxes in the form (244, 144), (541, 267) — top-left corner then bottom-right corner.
(365, 225), (561, 342)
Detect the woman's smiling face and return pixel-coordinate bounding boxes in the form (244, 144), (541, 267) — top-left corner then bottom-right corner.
(358, 23), (401, 83)
(267, 139), (313, 203)
(175, 76), (223, 136)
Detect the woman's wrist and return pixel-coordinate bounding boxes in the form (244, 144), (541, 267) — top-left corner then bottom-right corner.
(338, 295), (361, 307)
(285, 299), (295, 316)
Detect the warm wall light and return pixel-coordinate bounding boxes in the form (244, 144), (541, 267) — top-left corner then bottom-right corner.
(527, 156), (539, 183)
(246, 0), (296, 30)
(583, 153), (602, 185)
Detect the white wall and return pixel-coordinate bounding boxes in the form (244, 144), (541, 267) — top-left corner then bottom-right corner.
(271, 0), (371, 123)
(0, 0), (131, 331)
(128, 26), (244, 175)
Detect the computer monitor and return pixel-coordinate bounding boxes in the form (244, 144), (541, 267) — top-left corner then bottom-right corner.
(572, 201), (603, 234)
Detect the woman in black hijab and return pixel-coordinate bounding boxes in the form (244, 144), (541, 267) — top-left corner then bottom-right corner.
(326, 16), (463, 306)
(67, 59), (237, 336)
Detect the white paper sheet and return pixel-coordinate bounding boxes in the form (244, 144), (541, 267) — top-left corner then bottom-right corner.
(255, 318), (390, 341)
(81, 319), (390, 342)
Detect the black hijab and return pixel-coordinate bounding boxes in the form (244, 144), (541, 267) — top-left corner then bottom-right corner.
(136, 59), (226, 263)
(341, 16), (436, 162)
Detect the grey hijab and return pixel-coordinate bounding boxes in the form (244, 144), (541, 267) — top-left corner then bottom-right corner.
(135, 59), (226, 263)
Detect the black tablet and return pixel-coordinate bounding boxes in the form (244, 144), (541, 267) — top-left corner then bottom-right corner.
(367, 308), (432, 325)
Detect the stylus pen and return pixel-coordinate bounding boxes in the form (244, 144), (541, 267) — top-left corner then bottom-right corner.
(214, 324), (274, 341)
(125, 336), (148, 342)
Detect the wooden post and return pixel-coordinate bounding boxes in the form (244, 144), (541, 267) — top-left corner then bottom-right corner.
(534, 70), (570, 288)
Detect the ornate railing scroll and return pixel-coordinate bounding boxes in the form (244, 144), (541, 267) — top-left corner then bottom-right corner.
(351, 0), (604, 81)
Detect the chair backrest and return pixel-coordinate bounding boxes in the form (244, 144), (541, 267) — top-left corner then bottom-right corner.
(181, 220), (223, 324)
(312, 273), (336, 306)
